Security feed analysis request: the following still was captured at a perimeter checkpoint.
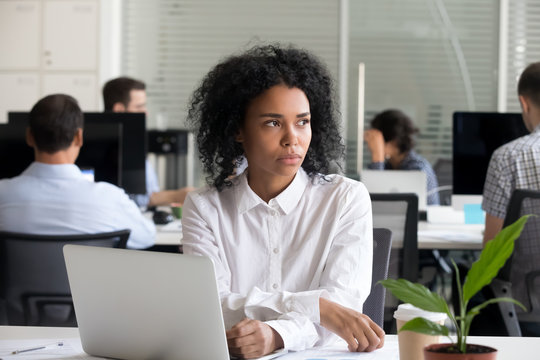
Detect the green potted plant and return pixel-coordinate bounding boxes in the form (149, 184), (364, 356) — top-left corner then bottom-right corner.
(381, 215), (530, 359)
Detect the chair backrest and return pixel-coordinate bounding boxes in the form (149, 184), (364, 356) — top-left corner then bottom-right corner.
(500, 189), (540, 325)
(0, 229), (130, 326)
(363, 228), (392, 327)
(433, 158), (453, 206)
(370, 193), (419, 282)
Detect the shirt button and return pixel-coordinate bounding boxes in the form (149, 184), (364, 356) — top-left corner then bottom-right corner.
(272, 283), (278, 289)
(271, 210), (278, 216)
(273, 248), (279, 254)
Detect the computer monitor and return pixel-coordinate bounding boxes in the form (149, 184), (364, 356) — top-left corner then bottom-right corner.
(0, 121), (122, 188)
(8, 112), (147, 194)
(452, 111), (529, 195)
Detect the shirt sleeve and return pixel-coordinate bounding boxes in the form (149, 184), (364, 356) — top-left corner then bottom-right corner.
(129, 160), (161, 208)
(482, 148), (513, 219)
(182, 182), (373, 351)
(367, 161), (385, 170)
(111, 186), (156, 249)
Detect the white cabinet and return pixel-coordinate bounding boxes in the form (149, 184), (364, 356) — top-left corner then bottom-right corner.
(43, 74), (97, 111)
(0, 1), (41, 69)
(0, 74), (40, 120)
(0, 0), (100, 123)
(43, 1), (98, 70)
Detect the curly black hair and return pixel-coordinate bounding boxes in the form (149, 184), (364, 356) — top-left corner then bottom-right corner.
(187, 44), (345, 190)
(370, 109), (418, 154)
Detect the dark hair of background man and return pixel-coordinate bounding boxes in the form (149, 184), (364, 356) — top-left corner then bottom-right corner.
(102, 77), (146, 111)
(29, 94), (83, 153)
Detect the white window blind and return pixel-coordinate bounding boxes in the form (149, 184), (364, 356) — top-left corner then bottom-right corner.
(346, 0), (499, 174)
(505, 0), (540, 112)
(121, 0), (340, 130)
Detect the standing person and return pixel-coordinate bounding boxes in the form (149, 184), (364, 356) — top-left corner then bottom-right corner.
(0, 94), (155, 249)
(102, 77), (195, 208)
(364, 109), (440, 205)
(182, 45), (384, 358)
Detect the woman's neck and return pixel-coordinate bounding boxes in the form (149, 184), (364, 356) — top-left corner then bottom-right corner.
(246, 170), (296, 203)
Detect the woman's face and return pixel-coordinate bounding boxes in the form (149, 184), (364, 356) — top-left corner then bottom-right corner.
(237, 84), (312, 185)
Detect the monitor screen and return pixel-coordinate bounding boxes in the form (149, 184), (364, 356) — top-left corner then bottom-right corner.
(0, 121), (122, 188)
(8, 112), (147, 194)
(453, 111), (529, 195)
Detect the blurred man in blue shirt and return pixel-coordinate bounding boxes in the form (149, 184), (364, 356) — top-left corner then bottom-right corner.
(103, 77), (194, 208)
(0, 94), (155, 249)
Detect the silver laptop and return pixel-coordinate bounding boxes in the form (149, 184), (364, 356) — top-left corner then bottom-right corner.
(361, 169), (428, 210)
(63, 245), (229, 360)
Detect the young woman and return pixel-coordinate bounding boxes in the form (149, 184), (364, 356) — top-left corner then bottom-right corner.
(182, 45), (384, 359)
(364, 109), (440, 205)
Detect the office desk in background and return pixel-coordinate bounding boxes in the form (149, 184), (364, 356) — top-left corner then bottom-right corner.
(153, 219), (484, 250)
(418, 221), (483, 250)
(1, 326), (539, 360)
(154, 219), (183, 246)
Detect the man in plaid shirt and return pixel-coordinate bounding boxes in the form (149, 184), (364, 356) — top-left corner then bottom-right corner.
(482, 62), (540, 244)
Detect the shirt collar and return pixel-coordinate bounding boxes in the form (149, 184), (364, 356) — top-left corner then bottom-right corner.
(236, 168), (309, 215)
(532, 123), (540, 134)
(22, 162), (84, 179)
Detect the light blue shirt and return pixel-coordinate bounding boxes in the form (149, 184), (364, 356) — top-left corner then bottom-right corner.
(130, 159), (160, 208)
(0, 162), (155, 249)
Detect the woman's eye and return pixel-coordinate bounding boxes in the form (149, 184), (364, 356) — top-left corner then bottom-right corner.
(298, 119), (310, 126)
(265, 120), (280, 127)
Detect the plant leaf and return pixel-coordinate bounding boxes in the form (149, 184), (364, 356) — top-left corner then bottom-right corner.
(379, 279), (450, 314)
(399, 317), (449, 336)
(469, 297), (527, 314)
(463, 215), (530, 302)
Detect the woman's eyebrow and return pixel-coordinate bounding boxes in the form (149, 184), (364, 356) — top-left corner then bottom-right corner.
(258, 112), (310, 118)
(259, 113), (283, 118)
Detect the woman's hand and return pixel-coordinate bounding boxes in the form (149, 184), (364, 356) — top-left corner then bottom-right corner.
(226, 318), (284, 359)
(319, 297), (385, 352)
(364, 129), (386, 163)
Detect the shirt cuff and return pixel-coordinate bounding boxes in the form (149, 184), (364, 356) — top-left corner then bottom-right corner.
(265, 316), (319, 351)
(367, 162), (385, 170)
(285, 289), (327, 323)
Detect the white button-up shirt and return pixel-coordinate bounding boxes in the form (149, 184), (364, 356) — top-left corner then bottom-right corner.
(182, 168), (373, 351)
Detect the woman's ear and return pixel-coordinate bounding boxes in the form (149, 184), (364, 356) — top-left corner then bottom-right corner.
(235, 130), (244, 143)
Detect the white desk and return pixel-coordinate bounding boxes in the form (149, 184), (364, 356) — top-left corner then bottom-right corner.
(1, 326), (539, 360)
(418, 221), (483, 250)
(154, 219), (183, 246)
(153, 220), (484, 250)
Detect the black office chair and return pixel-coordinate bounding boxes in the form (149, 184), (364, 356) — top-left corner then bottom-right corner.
(432, 158), (453, 206)
(0, 229), (130, 327)
(363, 228), (393, 327)
(370, 193), (419, 282)
(494, 189), (540, 336)
(370, 193), (418, 332)
(461, 189), (540, 337)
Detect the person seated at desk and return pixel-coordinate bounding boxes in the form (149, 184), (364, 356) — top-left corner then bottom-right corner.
(0, 94), (155, 249)
(103, 76), (195, 208)
(364, 109), (440, 205)
(482, 62), (540, 336)
(182, 44), (384, 359)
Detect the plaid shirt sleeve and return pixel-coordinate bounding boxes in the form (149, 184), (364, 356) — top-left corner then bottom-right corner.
(482, 147), (514, 219)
